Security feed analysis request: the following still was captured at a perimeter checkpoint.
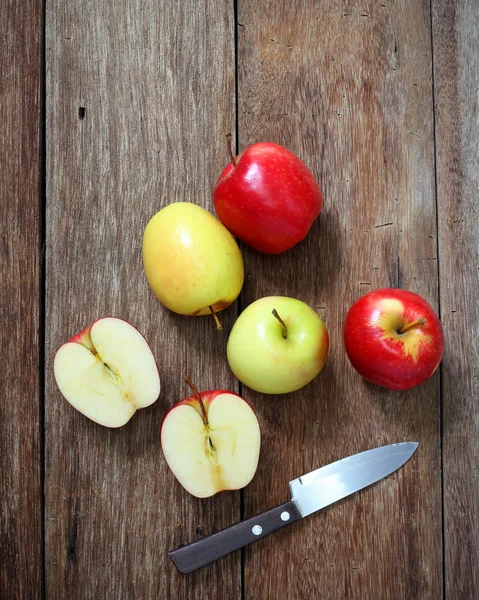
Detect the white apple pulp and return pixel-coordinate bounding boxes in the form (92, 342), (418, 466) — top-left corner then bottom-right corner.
(54, 318), (161, 427)
(161, 393), (260, 498)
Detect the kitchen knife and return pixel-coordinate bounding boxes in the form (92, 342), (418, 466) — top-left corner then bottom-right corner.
(169, 441), (418, 574)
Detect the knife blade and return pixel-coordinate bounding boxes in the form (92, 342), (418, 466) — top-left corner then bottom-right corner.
(169, 441), (418, 574)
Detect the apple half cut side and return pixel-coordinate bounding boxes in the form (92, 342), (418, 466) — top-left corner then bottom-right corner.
(161, 383), (261, 498)
(53, 317), (161, 427)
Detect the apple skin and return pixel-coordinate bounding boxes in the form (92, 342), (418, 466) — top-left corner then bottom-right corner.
(213, 142), (322, 254)
(227, 296), (329, 394)
(142, 202), (244, 316)
(343, 288), (444, 390)
(160, 389), (261, 498)
(69, 324), (96, 349)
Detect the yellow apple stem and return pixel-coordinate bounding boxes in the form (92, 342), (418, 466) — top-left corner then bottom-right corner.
(226, 132), (237, 168)
(272, 308), (288, 339)
(398, 317), (427, 335)
(209, 305), (223, 331)
(184, 376), (209, 426)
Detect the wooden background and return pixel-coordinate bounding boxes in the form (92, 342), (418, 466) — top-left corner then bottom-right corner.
(1, 0), (478, 598)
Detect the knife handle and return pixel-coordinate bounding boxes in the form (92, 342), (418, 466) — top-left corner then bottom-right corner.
(169, 500), (302, 574)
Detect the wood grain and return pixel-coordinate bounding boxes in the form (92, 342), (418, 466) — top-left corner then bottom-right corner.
(3, 0), (473, 596)
(237, 1), (442, 598)
(45, 0), (239, 597)
(433, 0), (479, 597)
(0, 1), (44, 598)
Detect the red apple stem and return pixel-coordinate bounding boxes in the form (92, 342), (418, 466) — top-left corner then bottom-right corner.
(272, 308), (288, 339)
(209, 305), (223, 331)
(398, 317), (427, 335)
(185, 376), (209, 426)
(226, 132), (237, 168)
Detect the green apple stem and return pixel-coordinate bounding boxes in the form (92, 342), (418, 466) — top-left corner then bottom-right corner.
(209, 305), (223, 331)
(185, 376), (209, 426)
(398, 317), (427, 334)
(226, 132), (237, 168)
(272, 308), (288, 339)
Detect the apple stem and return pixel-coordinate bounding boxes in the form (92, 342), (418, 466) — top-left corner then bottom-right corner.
(185, 376), (209, 426)
(272, 308), (288, 339)
(398, 317), (427, 335)
(209, 305), (223, 331)
(226, 132), (237, 168)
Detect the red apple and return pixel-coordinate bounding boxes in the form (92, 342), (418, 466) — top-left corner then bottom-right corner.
(344, 288), (444, 390)
(160, 378), (261, 498)
(213, 137), (322, 254)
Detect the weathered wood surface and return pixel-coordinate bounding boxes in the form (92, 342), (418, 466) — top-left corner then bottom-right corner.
(0, 1), (44, 598)
(45, 0), (239, 598)
(433, 0), (479, 597)
(2, 0), (478, 598)
(238, 1), (442, 598)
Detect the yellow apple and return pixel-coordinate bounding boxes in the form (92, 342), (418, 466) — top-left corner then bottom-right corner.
(142, 203), (244, 324)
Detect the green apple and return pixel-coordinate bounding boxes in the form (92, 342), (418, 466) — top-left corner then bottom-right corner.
(142, 202), (244, 328)
(227, 296), (329, 394)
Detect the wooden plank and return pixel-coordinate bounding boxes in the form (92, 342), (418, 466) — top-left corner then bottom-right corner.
(238, 1), (442, 598)
(432, 0), (479, 597)
(0, 1), (44, 598)
(45, 1), (239, 597)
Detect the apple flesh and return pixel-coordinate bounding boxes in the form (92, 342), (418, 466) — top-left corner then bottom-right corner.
(161, 379), (261, 498)
(213, 140), (322, 254)
(54, 317), (161, 427)
(343, 288), (444, 390)
(227, 296), (329, 394)
(142, 202), (244, 325)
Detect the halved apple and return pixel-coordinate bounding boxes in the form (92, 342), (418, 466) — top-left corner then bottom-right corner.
(161, 378), (261, 498)
(53, 317), (161, 427)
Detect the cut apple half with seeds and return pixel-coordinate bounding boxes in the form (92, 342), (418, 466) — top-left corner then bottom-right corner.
(161, 381), (261, 498)
(54, 317), (161, 427)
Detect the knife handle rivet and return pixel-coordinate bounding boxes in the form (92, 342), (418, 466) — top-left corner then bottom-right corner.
(280, 511), (290, 522)
(252, 525), (262, 536)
